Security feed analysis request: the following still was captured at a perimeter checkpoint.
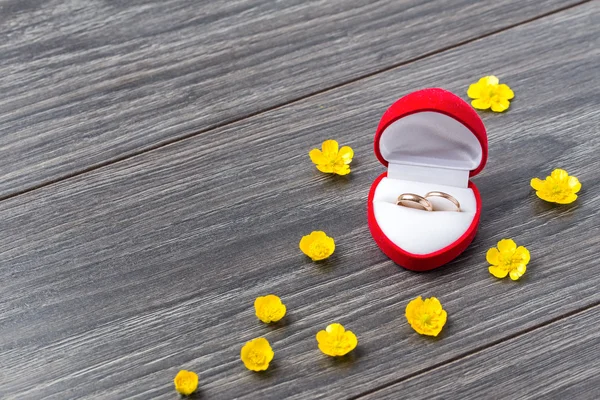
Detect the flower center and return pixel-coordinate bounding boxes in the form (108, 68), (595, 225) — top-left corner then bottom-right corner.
(322, 152), (337, 164)
(262, 305), (278, 319)
(330, 335), (348, 352)
(421, 313), (432, 325)
(551, 184), (566, 196)
(310, 241), (330, 258)
(249, 350), (265, 365)
(501, 252), (516, 269)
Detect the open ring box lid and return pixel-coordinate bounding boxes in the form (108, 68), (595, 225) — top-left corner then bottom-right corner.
(367, 88), (488, 271)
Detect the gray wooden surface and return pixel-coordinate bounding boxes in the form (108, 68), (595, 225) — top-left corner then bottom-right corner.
(0, 1), (599, 399)
(363, 305), (600, 399)
(0, 0), (586, 198)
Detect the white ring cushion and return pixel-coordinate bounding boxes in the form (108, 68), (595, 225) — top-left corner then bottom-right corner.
(373, 111), (482, 255)
(372, 178), (476, 255)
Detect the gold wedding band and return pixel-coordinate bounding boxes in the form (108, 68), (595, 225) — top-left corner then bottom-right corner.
(424, 191), (461, 212)
(396, 193), (433, 212)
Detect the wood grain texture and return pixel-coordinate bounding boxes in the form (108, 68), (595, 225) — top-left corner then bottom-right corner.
(1, 3), (599, 399)
(0, 0), (586, 198)
(362, 305), (600, 400)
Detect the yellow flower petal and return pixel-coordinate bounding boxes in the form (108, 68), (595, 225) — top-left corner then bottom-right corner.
(405, 295), (421, 316)
(311, 231), (327, 240)
(489, 265), (509, 278)
(174, 370), (199, 396)
(557, 193), (579, 204)
(530, 178), (545, 191)
(567, 176), (582, 193)
(535, 191), (554, 203)
(326, 322), (345, 335)
(309, 149), (326, 165)
(513, 246), (531, 264)
(424, 296), (442, 311)
(333, 165), (351, 175)
(496, 84), (514, 99)
(490, 96), (510, 112)
(497, 239), (517, 254)
(316, 164), (335, 173)
(338, 146), (354, 164)
(551, 168), (568, 181)
(486, 248), (501, 265)
(471, 98), (491, 110)
(509, 267), (525, 281)
(321, 139), (339, 155)
(341, 330), (358, 351)
(241, 337), (274, 372)
(483, 75), (499, 85)
(431, 310), (447, 337)
(316, 330), (329, 347)
(467, 83), (482, 99)
(299, 235), (314, 255)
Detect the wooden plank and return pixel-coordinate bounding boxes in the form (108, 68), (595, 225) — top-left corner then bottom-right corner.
(360, 305), (600, 400)
(0, 3), (599, 399)
(0, 0), (586, 197)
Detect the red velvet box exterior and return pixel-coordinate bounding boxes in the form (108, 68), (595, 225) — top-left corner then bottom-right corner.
(367, 88), (488, 271)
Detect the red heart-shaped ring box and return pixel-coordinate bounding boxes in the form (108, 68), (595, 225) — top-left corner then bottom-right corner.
(367, 88), (488, 271)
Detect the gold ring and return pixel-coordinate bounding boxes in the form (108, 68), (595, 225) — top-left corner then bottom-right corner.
(424, 191), (461, 212)
(396, 193), (433, 212)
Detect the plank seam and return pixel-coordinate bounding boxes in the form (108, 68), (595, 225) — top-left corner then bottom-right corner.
(0, 0), (591, 203)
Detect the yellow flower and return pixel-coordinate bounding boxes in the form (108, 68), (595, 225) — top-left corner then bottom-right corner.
(299, 231), (335, 261)
(316, 323), (358, 356)
(405, 296), (447, 337)
(487, 239), (530, 281)
(530, 169), (581, 204)
(467, 75), (514, 112)
(254, 295), (286, 323)
(240, 337), (274, 372)
(173, 370), (198, 396)
(309, 140), (354, 175)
